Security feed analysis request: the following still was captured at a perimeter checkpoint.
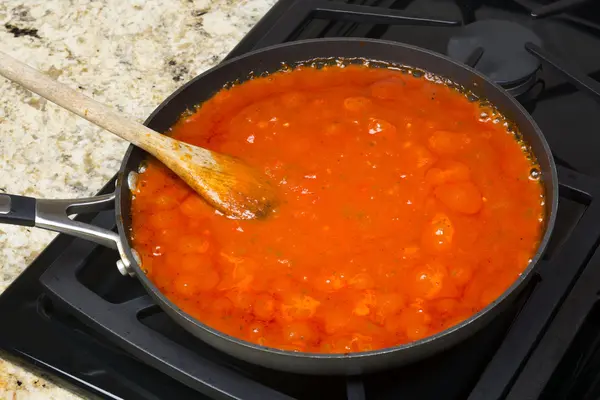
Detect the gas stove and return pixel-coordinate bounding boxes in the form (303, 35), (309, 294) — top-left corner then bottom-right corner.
(2, 1), (600, 399)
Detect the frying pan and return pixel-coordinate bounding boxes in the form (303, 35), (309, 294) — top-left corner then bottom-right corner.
(0, 38), (558, 375)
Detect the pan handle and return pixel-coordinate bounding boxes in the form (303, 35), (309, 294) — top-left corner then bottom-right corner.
(0, 191), (135, 275)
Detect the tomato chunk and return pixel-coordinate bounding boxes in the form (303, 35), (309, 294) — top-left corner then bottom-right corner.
(434, 181), (483, 214)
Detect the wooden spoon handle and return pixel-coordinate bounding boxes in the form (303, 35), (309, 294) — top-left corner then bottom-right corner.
(0, 51), (277, 219)
(0, 51), (164, 152)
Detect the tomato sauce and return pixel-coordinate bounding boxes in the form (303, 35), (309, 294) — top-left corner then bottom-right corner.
(131, 64), (545, 353)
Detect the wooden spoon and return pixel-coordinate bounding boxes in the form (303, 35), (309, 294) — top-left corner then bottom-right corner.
(0, 51), (276, 219)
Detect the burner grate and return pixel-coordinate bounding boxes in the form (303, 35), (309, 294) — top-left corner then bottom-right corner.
(525, 43), (600, 104)
(226, 0), (459, 58)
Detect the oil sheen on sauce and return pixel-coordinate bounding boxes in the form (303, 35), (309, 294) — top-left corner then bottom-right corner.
(131, 64), (545, 354)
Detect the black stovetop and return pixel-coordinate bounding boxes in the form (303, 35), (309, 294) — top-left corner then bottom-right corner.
(3, 1), (600, 399)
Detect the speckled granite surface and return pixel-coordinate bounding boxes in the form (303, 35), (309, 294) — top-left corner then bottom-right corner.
(0, 0), (276, 397)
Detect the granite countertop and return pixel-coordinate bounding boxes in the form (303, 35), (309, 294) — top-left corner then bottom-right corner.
(0, 0), (276, 397)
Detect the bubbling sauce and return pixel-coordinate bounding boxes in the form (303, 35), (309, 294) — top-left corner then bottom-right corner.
(131, 64), (545, 353)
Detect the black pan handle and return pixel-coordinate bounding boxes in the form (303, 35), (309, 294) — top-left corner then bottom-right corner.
(0, 193), (36, 226)
(0, 190), (136, 276)
(0, 191), (122, 251)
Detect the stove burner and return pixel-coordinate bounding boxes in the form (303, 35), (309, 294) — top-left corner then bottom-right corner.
(447, 20), (543, 96)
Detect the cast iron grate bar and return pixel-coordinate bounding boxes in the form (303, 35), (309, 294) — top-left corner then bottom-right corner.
(553, 153), (577, 171)
(336, 0), (428, 40)
(512, 0), (600, 34)
(561, 14), (600, 34)
(529, 0), (591, 18)
(507, 238), (600, 398)
(455, 0), (478, 24)
(346, 378), (367, 400)
(469, 167), (600, 400)
(252, 0), (459, 50)
(294, 0), (396, 40)
(311, 3), (459, 25)
(464, 47), (484, 68)
(525, 43), (600, 104)
(359, 0), (460, 40)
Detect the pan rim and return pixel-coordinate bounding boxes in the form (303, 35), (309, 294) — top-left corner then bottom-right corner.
(116, 37), (559, 361)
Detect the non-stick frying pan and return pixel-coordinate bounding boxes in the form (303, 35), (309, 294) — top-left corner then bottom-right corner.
(0, 38), (558, 375)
